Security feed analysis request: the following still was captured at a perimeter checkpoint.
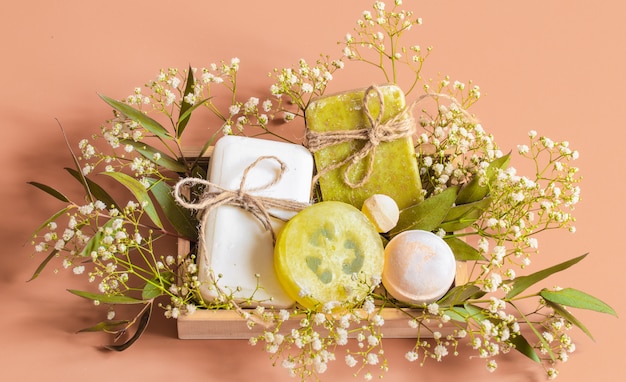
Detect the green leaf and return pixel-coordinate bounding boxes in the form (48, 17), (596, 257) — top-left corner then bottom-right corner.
(78, 218), (115, 258)
(58, 122), (93, 202)
(146, 178), (198, 239)
(121, 139), (187, 173)
(540, 288), (617, 317)
(390, 186), (458, 236)
(27, 182), (70, 203)
(177, 66), (195, 138)
(101, 172), (163, 229)
(142, 280), (164, 300)
(68, 289), (147, 304)
(439, 197), (491, 232)
(506, 254), (587, 299)
(545, 300), (595, 340)
(177, 96), (212, 137)
(444, 236), (485, 261)
(77, 320), (130, 333)
(99, 94), (171, 140)
(456, 153), (511, 204)
(141, 271), (174, 300)
(510, 334), (541, 363)
(518, 308), (556, 361)
(65, 168), (119, 210)
(105, 304), (152, 351)
(438, 284), (483, 307)
(464, 303), (489, 323)
(27, 250), (59, 282)
(31, 207), (71, 237)
(441, 306), (470, 322)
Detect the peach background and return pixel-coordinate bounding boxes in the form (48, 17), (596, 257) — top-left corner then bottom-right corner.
(1, 1), (624, 381)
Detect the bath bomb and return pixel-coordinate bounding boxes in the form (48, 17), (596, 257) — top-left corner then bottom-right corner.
(382, 230), (456, 305)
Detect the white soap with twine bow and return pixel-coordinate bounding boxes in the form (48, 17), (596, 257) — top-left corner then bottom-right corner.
(175, 135), (313, 308)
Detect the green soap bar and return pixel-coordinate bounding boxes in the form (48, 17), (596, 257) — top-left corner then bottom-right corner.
(305, 84), (423, 209)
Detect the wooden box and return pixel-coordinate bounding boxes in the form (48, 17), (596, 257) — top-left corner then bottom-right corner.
(175, 148), (467, 340)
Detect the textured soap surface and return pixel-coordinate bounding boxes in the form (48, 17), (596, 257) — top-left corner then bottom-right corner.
(305, 84), (422, 209)
(274, 201), (384, 310)
(198, 135), (313, 308)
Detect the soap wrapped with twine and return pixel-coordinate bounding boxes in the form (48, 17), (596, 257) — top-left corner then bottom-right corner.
(173, 155), (308, 326)
(305, 85), (417, 189)
(173, 155), (310, 246)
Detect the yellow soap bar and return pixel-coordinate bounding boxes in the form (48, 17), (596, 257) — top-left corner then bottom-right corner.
(274, 201), (384, 310)
(305, 84), (423, 209)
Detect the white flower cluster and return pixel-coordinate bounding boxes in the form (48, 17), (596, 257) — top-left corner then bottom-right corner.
(342, 0), (427, 94)
(416, 103), (498, 197)
(270, 56), (344, 115)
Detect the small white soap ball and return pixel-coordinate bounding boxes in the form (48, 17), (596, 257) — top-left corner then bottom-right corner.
(361, 194), (400, 233)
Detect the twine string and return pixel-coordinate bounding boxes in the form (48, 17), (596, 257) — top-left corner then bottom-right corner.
(174, 155), (309, 245)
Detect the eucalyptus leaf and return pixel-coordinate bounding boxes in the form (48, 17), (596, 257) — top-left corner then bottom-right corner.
(99, 94), (171, 140)
(518, 309), (556, 361)
(438, 284), (483, 307)
(77, 320), (130, 333)
(141, 270), (175, 300)
(121, 139), (187, 173)
(68, 289), (147, 304)
(463, 303), (489, 323)
(57, 121), (94, 202)
(177, 96), (212, 138)
(510, 334), (541, 363)
(439, 197), (491, 232)
(141, 280), (164, 300)
(540, 288), (617, 317)
(79, 218), (115, 258)
(390, 186), (457, 236)
(27, 181), (70, 203)
(441, 306), (470, 322)
(177, 66), (196, 138)
(187, 133), (218, 178)
(31, 207), (71, 237)
(105, 304), (152, 351)
(65, 167), (119, 210)
(545, 300), (595, 340)
(27, 250), (59, 282)
(505, 254), (587, 299)
(101, 172), (163, 229)
(456, 153), (511, 204)
(146, 178), (198, 239)
(444, 236), (485, 261)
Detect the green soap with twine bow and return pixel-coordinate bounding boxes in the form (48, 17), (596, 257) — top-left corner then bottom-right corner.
(305, 84), (423, 209)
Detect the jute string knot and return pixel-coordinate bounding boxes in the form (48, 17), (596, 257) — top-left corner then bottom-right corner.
(173, 155), (309, 245)
(306, 85), (416, 189)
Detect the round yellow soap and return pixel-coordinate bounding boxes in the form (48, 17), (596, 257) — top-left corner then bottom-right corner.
(274, 201), (384, 310)
(382, 230), (456, 305)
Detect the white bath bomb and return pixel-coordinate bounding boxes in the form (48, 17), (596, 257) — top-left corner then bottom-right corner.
(382, 230), (456, 305)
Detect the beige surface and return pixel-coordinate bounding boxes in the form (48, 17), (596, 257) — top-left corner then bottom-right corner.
(1, 1), (624, 381)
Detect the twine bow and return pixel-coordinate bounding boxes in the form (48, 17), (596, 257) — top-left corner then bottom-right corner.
(306, 85), (417, 189)
(173, 155), (310, 245)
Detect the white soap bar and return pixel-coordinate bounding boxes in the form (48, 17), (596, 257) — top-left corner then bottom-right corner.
(198, 135), (313, 308)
